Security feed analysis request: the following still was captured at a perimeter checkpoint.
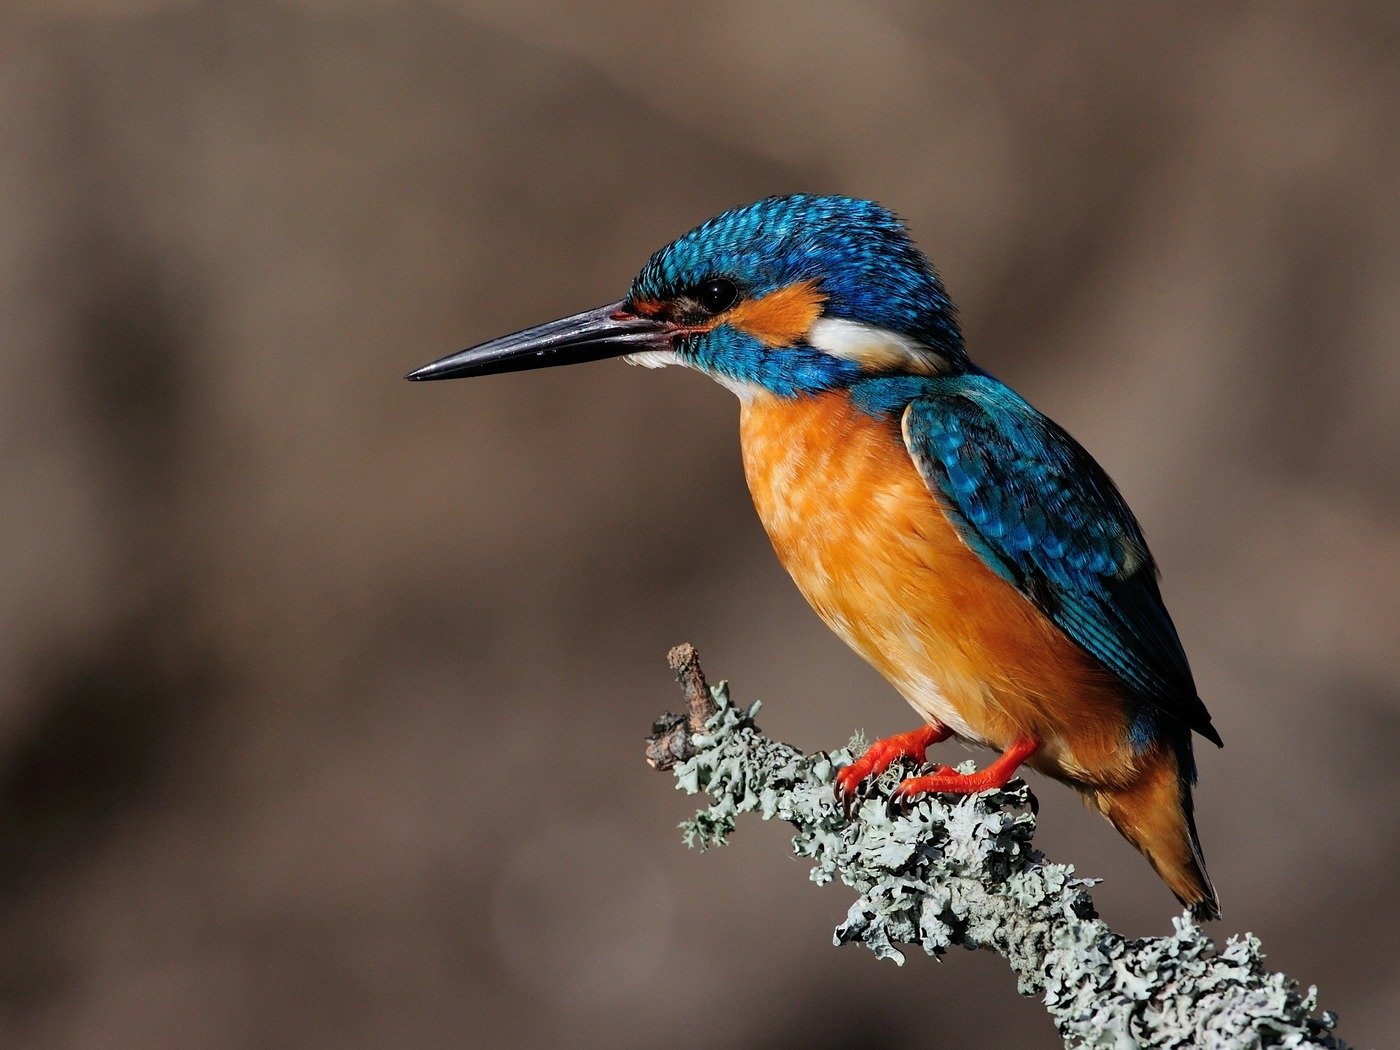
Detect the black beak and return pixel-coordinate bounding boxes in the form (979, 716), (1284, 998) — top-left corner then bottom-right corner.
(406, 300), (671, 381)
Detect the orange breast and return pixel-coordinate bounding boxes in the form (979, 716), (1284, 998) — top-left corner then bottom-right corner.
(739, 390), (1136, 784)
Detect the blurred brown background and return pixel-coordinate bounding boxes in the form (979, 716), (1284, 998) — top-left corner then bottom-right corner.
(1, 2), (1397, 1047)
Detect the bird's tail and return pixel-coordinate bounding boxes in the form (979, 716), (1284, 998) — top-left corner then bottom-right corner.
(1090, 744), (1220, 921)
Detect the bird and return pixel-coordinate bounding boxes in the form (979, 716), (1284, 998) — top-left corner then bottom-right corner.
(408, 194), (1222, 920)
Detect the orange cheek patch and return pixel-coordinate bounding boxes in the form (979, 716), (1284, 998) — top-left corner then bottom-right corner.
(629, 298), (665, 317)
(726, 281), (826, 347)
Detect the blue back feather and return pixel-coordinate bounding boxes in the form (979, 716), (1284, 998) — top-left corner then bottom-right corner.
(898, 374), (1221, 755)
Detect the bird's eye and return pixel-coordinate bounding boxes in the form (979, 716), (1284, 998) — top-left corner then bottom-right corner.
(695, 278), (738, 315)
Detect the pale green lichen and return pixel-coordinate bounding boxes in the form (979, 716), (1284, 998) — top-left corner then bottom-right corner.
(670, 687), (1346, 1049)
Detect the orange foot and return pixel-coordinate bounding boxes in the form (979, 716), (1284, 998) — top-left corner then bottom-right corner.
(835, 723), (951, 810)
(893, 737), (1040, 800)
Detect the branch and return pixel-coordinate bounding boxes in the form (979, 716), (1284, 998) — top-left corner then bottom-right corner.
(645, 645), (1347, 1049)
(644, 644), (719, 771)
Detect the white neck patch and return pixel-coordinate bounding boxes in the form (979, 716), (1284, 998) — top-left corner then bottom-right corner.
(623, 349), (678, 370)
(807, 317), (948, 375)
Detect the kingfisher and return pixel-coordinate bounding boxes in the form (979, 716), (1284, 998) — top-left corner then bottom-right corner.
(408, 194), (1222, 919)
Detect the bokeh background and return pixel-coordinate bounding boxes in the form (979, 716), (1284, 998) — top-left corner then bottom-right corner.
(2, 2), (1397, 1047)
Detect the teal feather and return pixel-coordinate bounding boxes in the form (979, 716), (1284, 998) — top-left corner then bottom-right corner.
(900, 374), (1223, 752)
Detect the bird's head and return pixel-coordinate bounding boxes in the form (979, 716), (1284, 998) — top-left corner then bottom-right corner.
(408, 195), (966, 396)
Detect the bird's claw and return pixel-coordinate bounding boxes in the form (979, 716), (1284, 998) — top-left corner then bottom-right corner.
(836, 770), (874, 821)
(833, 725), (950, 821)
(890, 765), (956, 807)
(884, 788), (910, 818)
(834, 760), (876, 821)
(838, 784), (856, 821)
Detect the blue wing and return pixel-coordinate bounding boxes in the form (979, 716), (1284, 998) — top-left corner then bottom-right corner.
(901, 374), (1221, 748)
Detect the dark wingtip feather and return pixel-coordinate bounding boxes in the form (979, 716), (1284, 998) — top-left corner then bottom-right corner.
(1182, 782), (1220, 921)
(1190, 893), (1223, 922)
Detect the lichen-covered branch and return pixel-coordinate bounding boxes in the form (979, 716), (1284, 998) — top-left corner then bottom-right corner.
(646, 645), (1346, 1050)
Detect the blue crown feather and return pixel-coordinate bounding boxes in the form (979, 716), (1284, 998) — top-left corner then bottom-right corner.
(632, 195), (965, 363)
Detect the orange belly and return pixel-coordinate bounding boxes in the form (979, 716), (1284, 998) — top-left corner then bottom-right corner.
(739, 390), (1136, 785)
